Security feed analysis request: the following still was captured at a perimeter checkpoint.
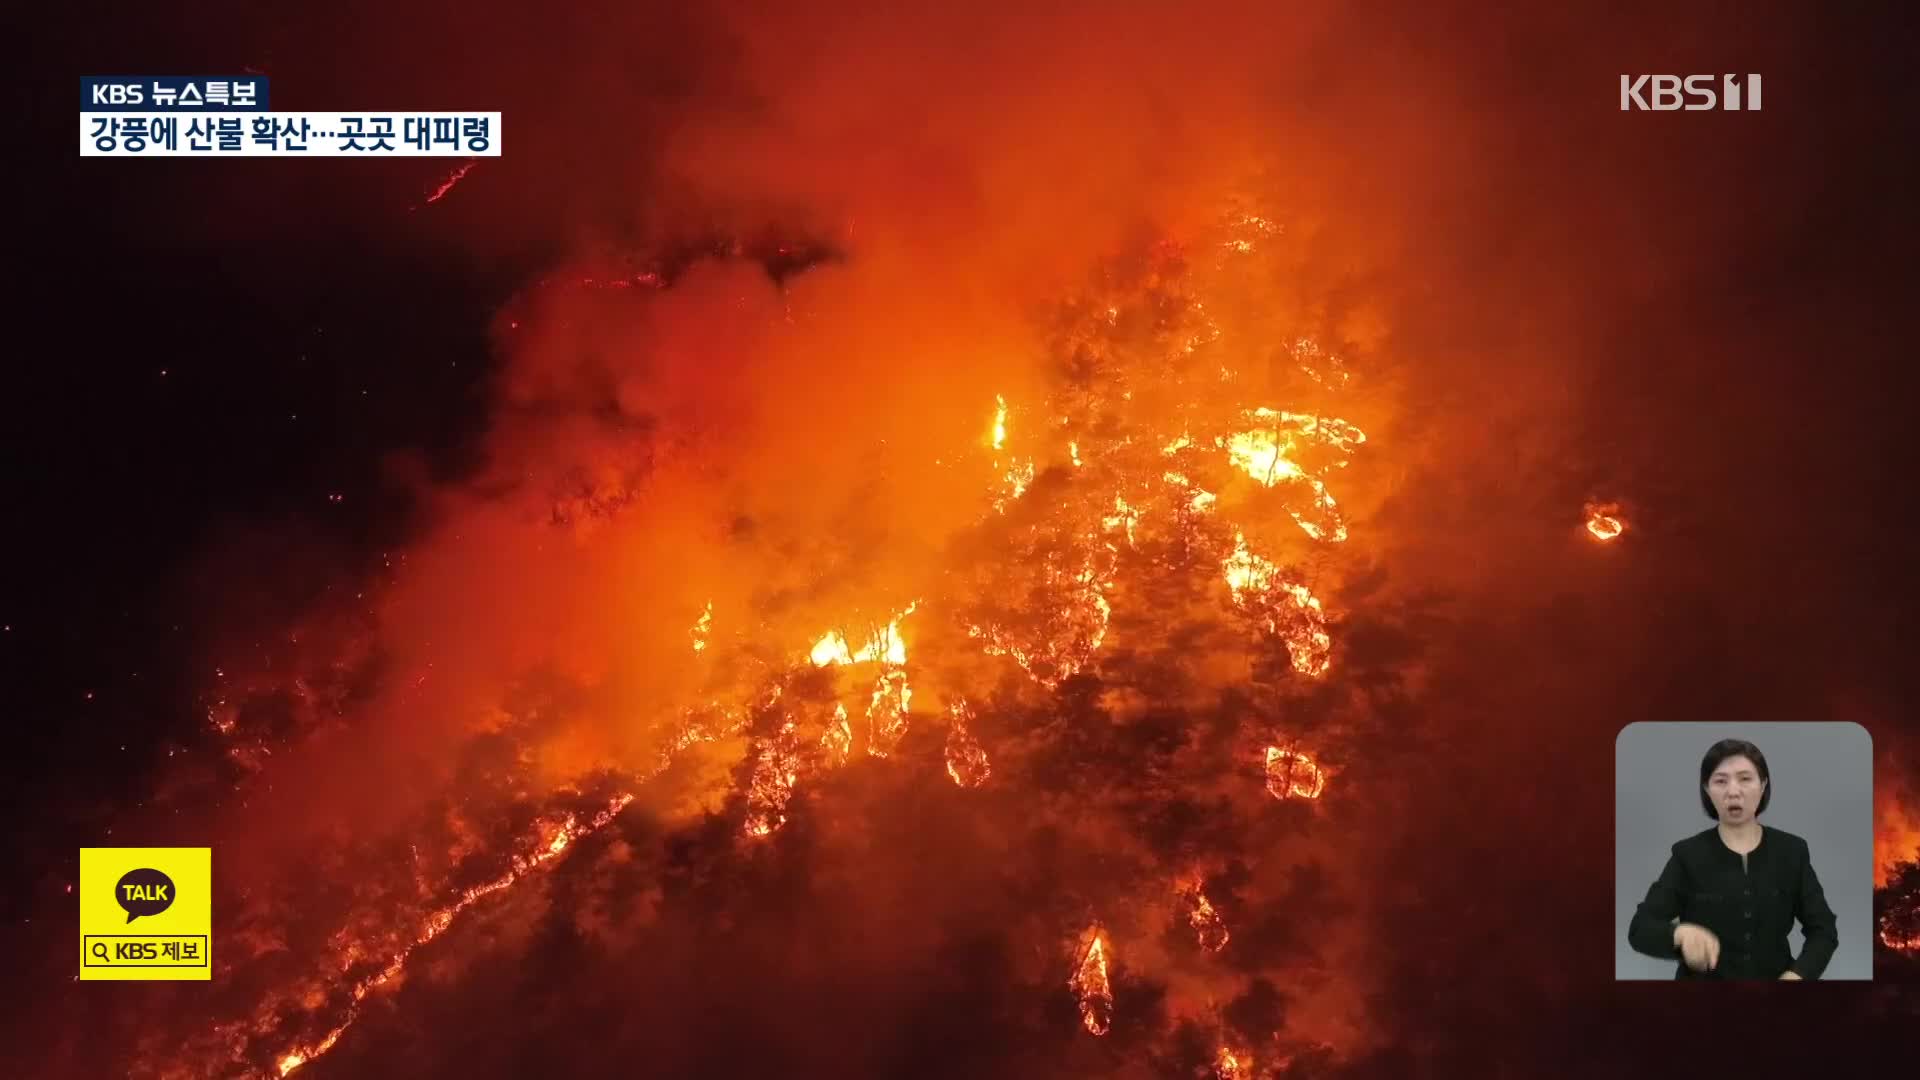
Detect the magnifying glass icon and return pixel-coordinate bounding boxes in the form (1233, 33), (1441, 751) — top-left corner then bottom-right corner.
(90, 942), (109, 962)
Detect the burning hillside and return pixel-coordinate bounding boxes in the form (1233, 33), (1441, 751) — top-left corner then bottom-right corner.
(132, 203), (1395, 1077)
(12, 3), (1918, 1079)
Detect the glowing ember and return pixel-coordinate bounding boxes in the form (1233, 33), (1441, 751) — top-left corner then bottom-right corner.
(690, 601), (713, 653)
(867, 670), (911, 758)
(1223, 409), (1365, 542)
(1222, 533), (1332, 676)
(421, 159), (478, 205)
(1182, 882), (1230, 952)
(744, 717), (801, 837)
(1070, 930), (1114, 1036)
(1101, 495), (1140, 548)
(1584, 500), (1625, 540)
(1221, 210), (1279, 256)
(820, 703), (853, 767)
(1265, 746), (1327, 800)
(1879, 926), (1920, 952)
(1294, 337), (1351, 389)
(658, 702), (750, 775)
(995, 458), (1036, 511)
(944, 700), (991, 788)
(1215, 1046), (1251, 1079)
(968, 551), (1113, 688)
(274, 792), (633, 1075)
(991, 394), (1009, 449)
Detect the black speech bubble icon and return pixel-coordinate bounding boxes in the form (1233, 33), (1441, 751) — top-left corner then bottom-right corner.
(116, 867), (175, 923)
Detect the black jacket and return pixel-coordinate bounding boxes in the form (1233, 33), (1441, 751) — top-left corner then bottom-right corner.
(1627, 825), (1839, 979)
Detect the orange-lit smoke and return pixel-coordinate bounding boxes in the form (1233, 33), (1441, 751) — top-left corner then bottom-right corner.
(115, 5), (1465, 1076)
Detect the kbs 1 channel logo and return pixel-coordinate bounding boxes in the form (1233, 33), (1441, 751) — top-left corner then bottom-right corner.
(79, 847), (212, 980)
(80, 75), (502, 157)
(1620, 73), (1762, 111)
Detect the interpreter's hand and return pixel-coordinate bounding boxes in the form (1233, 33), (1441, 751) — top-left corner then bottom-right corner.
(1674, 922), (1720, 972)
(1780, 971), (1803, 981)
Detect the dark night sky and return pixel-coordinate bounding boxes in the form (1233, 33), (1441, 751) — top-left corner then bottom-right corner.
(6, 1), (1920, 1076)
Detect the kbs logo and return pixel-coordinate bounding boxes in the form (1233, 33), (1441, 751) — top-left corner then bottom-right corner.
(89, 82), (144, 106)
(1620, 74), (1762, 111)
(78, 847), (212, 981)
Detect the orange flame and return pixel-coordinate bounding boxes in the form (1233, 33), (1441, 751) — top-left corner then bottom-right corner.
(1879, 825), (1920, 952)
(1223, 533), (1331, 676)
(1879, 926), (1920, 952)
(744, 718), (801, 837)
(810, 603), (917, 667)
(421, 160), (478, 205)
(1182, 882), (1230, 952)
(968, 549), (1113, 689)
(995, 458), (1036, 512)
(1223, 409), (1365, 542)
(1101, 494), (1140, 547)
(866, 670), (911, 758)
(228, 210), (1391, 1071)
(1265, 746), (1326, 800)
(1070, 930), (1114, 1036)
(1875, 800), (1920, 886)
(819, 702), (853, 768)
(1584, 500), (1625, 540)
(944, 700), (991, 788)
(275, 792), (633, 1075)
(690, 601), (713, 653)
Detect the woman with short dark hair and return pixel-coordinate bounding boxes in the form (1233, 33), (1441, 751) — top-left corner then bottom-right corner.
(1627, 738), (1839, 979)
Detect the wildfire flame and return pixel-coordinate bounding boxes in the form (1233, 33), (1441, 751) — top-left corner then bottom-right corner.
(658, 701), (750, 775)
(944, 700), (991, 788)
(421, 159), (478, 205)
(810, 603), (916, 667)
(1102, 494), (1140, 547)
(175, 207), (1391, 1074)
(1070, 930), (1114, 1036)
(1876, 802), (1920, 887)
(996, 458), (1036, 511)
(1294, 337), (1351, 389)
(1223, 409), (1366, 542)
(1880, 926), (1920, 952)
(1878, 842), (1920, 952)
(1265, 746), (1327, 800)
(1182, 882), (1231, 952)
(690, 601), (712, 653)
(866, 669), (912, 758)
(744, 717), (801, 837)
(1164, 470), (1219, 514)
(274, 792), (634, 1076)
(820, 702), (853, 767)
(1584, 500), (1625, 540)
(1222, 533), (1332, 676)
(968, 548), (1114, 689)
